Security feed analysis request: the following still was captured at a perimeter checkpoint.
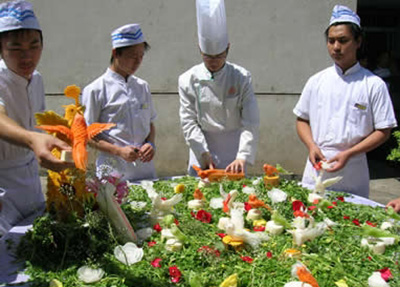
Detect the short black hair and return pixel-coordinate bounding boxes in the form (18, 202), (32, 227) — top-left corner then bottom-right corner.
(324, 22), (363, 41)
(325, 22), (364, 59)
(110, 41), (150, 64)
(0, 29), (43, 52)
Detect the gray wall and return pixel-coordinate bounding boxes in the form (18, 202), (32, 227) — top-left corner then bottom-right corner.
(34, 0), (356, 177)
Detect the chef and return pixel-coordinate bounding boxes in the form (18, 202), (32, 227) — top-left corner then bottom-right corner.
(179, 0), (260, 176)
(82, 23), (157, 181)
(293, 5), (397, 197)
(0, 0), (71, 235)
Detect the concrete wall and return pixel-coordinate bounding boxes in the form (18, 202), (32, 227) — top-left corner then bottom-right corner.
(34, 0), (356, 177)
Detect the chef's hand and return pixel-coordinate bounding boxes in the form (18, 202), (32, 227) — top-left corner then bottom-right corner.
(118, 146), (139, 162)
(139, 143), (155, 162)
(201, 152), (215, 170)
(226, 159), (245, 174)
(309, 144), (326, 167)
(30, 132), (74, 171)
(326, 150), (351, 172)
(386, 198), (400, 213)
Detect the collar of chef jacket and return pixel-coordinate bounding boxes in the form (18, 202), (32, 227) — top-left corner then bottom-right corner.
(198, 62), (228, 82)
(334, 61), (361, 77)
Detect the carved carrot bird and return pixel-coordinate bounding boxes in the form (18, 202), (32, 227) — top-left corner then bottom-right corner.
(36, 112), (115, 171)
(248, 194), (272, 212)
(192, 165), (244, 182)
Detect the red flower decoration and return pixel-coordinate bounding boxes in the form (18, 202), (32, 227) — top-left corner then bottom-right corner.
(293, 210), (309, 218)
(292, 200), (305, 211)
(190, 211), (196, 218)
(241, 256), (253, 263)
(161, 197), (167, 200)
(169, 266), (182, 283)
(313, 161), (322, 170)
(216, 233), (227, 239)
(151, 258), (162, 268)
(153, 223), (162, 232)
(174, 218), (180, 226)
(244, 202), (252, 211)
(195, 210), (212, 223)
(366, 220), (377, 227)
(379, 267), (393, 281)
(343, 216), (350, 220)
(243, 184), (247, 187)
(266, 251), (273, 258)
(308, 206), (317, 211)
(337, 196), (345, 202)
(327, 205), (334, 209)
(367, 256), (372, 261)
(313, 199), (320, 204)
(352, 219), (360, 226)
(332, 201), (337, 206)
(253, 226), (266, 232)
(148, 241), (157, 247)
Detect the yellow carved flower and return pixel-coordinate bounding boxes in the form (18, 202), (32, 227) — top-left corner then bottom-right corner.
(220, 273), (238, 287)
(64, 85), (81, 106)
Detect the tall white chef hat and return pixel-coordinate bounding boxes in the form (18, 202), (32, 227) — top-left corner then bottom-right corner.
(329, 5), (360, 28)
(111, 23), (145, 49)
(196, 0), (228, 55)
(0, 0), (40, 33)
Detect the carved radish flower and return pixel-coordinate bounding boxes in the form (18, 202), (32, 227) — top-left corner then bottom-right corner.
(114, 242), (144, 266)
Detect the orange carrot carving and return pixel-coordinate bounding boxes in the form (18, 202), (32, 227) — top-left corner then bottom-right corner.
(297, 266), (320, 287)
(248, 194), (272, 212)
(263, 164), (279, 176)
(193, 188), (204, 200)
(192, 165), (244, 182)
(36, 113), (115, 171)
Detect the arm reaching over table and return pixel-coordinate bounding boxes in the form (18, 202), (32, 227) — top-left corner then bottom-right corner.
(0, 106), (72, 172)
(386, 197), (400, 213)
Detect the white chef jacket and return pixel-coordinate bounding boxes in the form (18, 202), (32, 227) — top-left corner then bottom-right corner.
(82, 68), (157, 181)
(293, 62), (397, 197)
(179, 62), (259, 175)
(0, 60), (45, 234)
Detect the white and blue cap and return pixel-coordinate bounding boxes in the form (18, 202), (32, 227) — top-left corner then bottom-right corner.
(111, 23), (145, 49)
(196, 0), (229, 55)
(329, 5), (360, 27)
(0, 0), (40, 33)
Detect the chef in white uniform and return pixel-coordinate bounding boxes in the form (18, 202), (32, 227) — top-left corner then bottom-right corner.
(293, 5), (397, 198)
(0, 0), (71, 235)
(179, 0), (259, 176)
(82, 23), (157, 181)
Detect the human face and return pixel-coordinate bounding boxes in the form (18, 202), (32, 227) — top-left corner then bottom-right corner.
(327, 24), (361, 72)
(112, 43), (145, 79)
(0, 30), (42, 80)
(201, 49), (228, 73)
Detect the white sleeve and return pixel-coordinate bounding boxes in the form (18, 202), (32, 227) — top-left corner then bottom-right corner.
(293, 77), (313, 121)
(236, 72), (259, 165)
(82, 84), (103, 125)
(370, 81), (397, 129)
(147, 85), (157, 122)
(178, 74), (209, 159)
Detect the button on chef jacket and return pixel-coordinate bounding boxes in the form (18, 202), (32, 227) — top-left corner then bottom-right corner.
(82, 68), (157, 181)
(0, 60), (45, 234)
(293, 62), (397, 197)
(179, 61), (259, 175)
